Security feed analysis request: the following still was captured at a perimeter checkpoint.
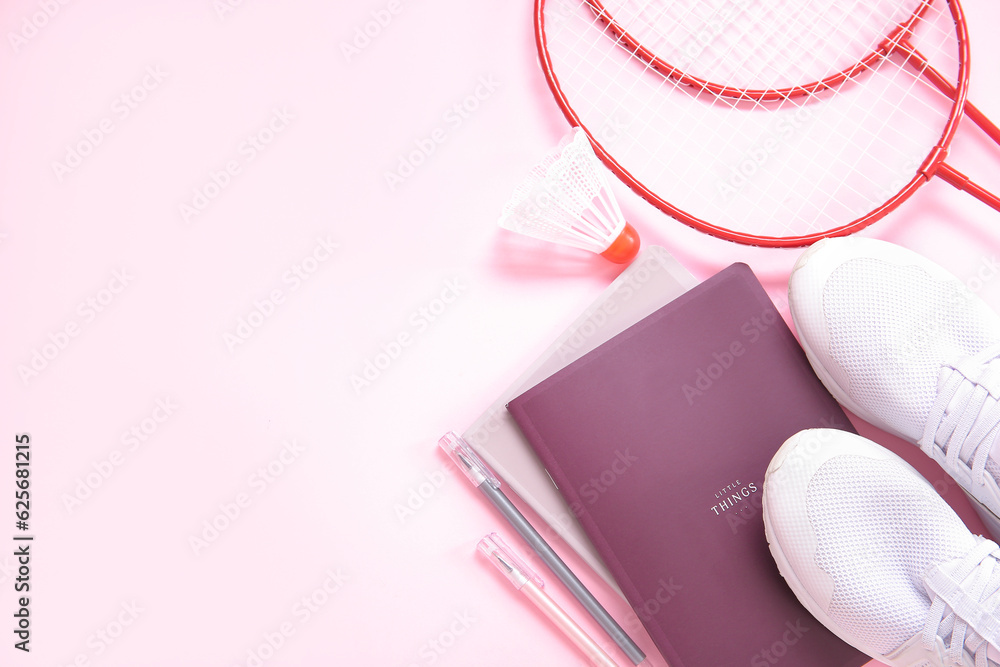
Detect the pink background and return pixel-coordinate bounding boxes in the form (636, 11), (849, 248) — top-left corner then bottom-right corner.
(2, 1), (1000, 665)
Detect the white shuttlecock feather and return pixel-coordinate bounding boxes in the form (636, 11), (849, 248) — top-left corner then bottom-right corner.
(498, 128), (640, 263)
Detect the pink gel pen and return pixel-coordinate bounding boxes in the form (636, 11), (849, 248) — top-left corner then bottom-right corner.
(478, 533), (623, 667)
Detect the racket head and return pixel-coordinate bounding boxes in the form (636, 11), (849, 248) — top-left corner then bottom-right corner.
(535, 0), (971, 247)
(579, 0), (934, 100)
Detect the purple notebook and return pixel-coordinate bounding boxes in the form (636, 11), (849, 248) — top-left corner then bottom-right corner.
(507, 264), (868, 667)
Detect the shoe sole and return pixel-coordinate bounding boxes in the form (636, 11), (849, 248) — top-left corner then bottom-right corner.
(965, 489), (1000, 539)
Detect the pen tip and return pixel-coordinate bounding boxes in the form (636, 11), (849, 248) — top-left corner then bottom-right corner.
(492, 551), (515, 574)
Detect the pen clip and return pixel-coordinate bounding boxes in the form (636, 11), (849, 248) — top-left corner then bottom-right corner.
(438, 431), (501, 489)
(478, 533), (544, 590)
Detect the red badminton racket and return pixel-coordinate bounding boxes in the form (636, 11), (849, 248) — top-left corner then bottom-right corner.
(536, 0), (1000, 246)
(582, 0), (999, 134)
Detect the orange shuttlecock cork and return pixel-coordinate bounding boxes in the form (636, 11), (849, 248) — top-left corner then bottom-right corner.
(498, 128), (640, 264)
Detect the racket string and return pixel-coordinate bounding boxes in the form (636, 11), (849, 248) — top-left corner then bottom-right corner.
(542, 0), (971, 241)
(590, 0), (927, 92)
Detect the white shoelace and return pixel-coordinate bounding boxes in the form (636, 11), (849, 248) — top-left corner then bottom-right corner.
(921, 344), (1000, 490)
(922, 537), (1000, 666)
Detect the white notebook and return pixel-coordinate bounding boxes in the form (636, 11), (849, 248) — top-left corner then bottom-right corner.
(464, 246), (696, 589)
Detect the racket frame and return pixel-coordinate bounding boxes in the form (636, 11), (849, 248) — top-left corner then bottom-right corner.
(535, 0), (973, 246)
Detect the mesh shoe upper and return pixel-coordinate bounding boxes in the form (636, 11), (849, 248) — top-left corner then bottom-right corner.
(821, 255), (1000, 442)
(789, 238), (1000, 522)
(764, 429), (1000, 666)
(808, 453), (976, 654)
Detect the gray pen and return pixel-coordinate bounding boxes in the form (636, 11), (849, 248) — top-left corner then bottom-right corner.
(439, 431), (646, 665)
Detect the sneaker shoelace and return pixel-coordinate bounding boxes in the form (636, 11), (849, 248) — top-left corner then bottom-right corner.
(921, 344), (1000, 491)
(922, 537), (1000, 666)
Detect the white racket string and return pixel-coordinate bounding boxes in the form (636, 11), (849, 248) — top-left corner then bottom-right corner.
(541, 0), (963, 240)
(589, 0), (926, 92)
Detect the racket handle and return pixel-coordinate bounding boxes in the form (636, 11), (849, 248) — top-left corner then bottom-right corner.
(934, 162), (1000, 213)
(896, 41), (1000, 147)
(961, 100), (1000, 147)
(921, 66), (1000, 146)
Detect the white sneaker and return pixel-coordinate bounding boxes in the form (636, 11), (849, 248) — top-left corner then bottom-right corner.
(763, 428), (1000, 666)
(788, 237), (1000, 538)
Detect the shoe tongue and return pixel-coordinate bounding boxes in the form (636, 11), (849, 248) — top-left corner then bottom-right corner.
(923, 552), (964, 602)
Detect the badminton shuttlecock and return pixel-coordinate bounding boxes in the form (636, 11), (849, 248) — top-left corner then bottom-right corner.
(498, 128), (640, 264)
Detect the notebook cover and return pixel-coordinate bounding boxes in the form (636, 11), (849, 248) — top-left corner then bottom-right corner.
(463, 246), (697, 591)
(507, 263), (868, 667)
